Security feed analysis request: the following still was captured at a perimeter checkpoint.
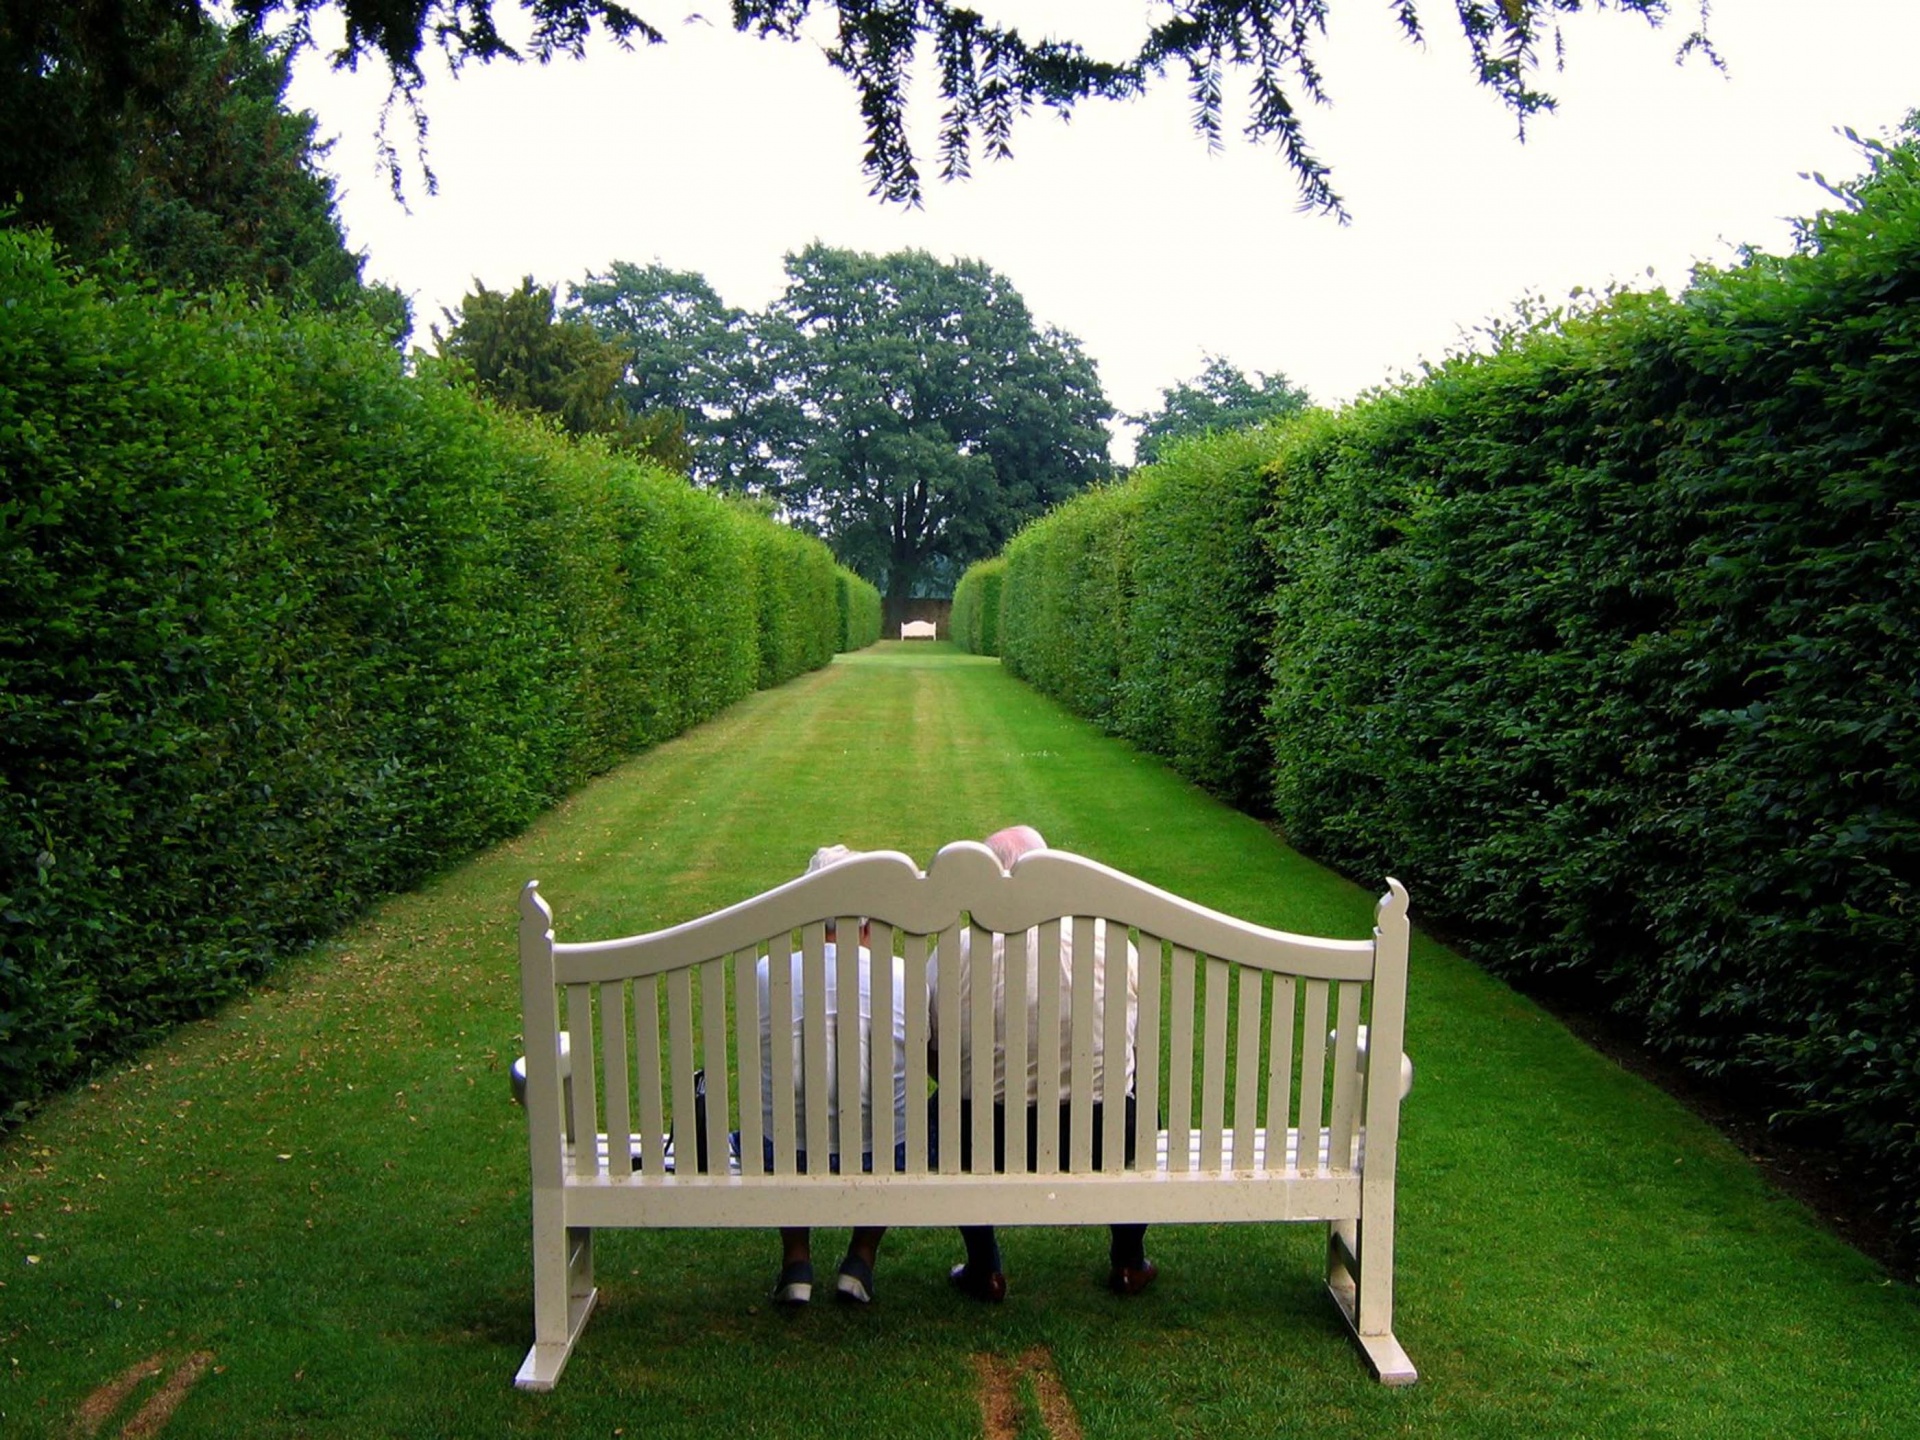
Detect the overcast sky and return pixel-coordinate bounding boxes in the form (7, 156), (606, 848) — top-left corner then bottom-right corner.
(286, 1), (1920, 462)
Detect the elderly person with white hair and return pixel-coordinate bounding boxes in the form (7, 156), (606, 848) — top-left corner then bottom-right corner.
(929, 825), (1155, 1302)
(762, 844), (910, 1309)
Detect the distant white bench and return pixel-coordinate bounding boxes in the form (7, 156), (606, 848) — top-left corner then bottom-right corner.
(512, 844), (1416, 1389)
(899, 619), (937, 639)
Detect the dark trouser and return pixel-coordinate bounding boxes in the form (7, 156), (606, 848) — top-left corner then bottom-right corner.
(944, 1096), (1149, 1271)
(945, 1095), (1140, 1173)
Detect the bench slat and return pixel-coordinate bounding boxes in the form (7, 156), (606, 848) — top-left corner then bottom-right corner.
(567, 983), (598, 1177)
(1168, 945), (1194, 1174)
(1069, 915), (1096, 1172)
(633, 975), (664, 1175)
(1003, 927), (1028, 1174)
(545, 846), (1376, 986)
(1266, 975), (1297, 1173)
(935, 924), (962, 1175)
(1200, 956), (1229, 1171)
(700, 958), (731, 1176)
(1034, 919), (1062, 1173)
(556, 1154), (1362, 1230)
(871, 923), (896, 1169)
(666, 969), (697, 1176)
(600, 981), (632, 1178)
(800, 923), (829, 1165)
(1299, 979), (1329, 1174)
(902, 930), (928, 1174)
(834, 916), (862, 1169)
(1102, 920), (1130, 1171)
(1132, 932), (1163, 1173)
(969, 922), (995, 1174)
(733, 948), (762, 1176)
(767, 940), (796, 1175)
(1329, 981), (1362, 1174)
(1234, 964), (1262, 1170)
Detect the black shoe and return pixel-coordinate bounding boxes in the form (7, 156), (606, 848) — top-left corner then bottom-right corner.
(948, 1261), (1007, 1303)
(1109, 1258), (1158, 1296)
(772, 1259), (813, 1307)
(836, 1254), (876, 1305)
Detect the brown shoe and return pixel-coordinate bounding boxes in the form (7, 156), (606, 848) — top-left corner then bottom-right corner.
(1109, 1258), (1158, 1296)
(949, 1262), (1007, 1303)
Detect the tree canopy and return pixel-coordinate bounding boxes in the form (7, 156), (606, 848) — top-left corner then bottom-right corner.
(80, 0), (1710, 216)
(564, 261), (788, 493)
(767, 245), (1111, 619)
(1, 5), (402, 325)
(554, 246), (1111, 613)
(435, 277), (692, 467)
(1129, 356), (1312, 466)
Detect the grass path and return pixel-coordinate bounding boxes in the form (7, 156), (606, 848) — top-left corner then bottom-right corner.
(2, 644), (1914, 1438)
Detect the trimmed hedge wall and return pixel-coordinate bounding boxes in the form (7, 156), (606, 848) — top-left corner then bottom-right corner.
(949, 556), (1006, 656)
(952, 556), (1013, 660)
(999, 482), (1143, 729)
(0, 228), (868, 1121)
(1264, 172), (1919, 1246)
(836, 568), (883, 653)
(959, 137), (1920, 1247)
(992, 427), (1289, 810)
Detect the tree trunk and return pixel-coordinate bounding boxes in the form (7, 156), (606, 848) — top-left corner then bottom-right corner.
(883, 585), (913, 636)
(883, 552), (922, 636)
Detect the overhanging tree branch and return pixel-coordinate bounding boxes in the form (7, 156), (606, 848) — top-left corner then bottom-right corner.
(202, 0), (1716, 213)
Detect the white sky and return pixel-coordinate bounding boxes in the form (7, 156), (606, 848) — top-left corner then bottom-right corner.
(286, 1), (1920, 463)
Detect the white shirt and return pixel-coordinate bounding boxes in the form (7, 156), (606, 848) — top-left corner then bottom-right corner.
(758, 942), (909, 1156)
(929, 922), (1138, 1105)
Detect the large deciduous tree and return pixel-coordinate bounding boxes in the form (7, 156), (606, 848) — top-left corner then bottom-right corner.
(565, 261), (795, 494)
(1130, 356), (1312, 466)
(767, 244), (1111, 624)
(66, 1), (1707, 216)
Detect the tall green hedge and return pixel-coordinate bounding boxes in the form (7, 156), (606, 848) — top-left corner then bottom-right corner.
(836, 569), (883, 652)
(969, 135), (1920, 1248)
(982, 426), (1288, 809)
(1264, 156), (1920, 1249)
(950, 556), (1006, 655)
(0, 228), (859, 1121)
(999, 481), (1143, 728)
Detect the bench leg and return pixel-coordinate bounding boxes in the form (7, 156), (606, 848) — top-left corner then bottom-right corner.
(1325, 1213), (1416, 1386)
(517, 1190), (598, 1391)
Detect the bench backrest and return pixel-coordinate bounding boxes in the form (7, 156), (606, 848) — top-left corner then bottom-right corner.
(519, 843), (1409, 1187)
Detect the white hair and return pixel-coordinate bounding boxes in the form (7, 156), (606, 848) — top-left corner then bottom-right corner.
(808, 844), (857, 873)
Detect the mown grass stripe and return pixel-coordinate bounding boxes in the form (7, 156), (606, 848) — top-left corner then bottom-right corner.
(0, 644), (1913, 1440)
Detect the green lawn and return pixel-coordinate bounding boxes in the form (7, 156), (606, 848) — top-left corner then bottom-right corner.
(3, 643), (1914, 1438)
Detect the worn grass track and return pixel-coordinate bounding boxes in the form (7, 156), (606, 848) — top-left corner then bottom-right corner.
(3, 644), (1915, 1438)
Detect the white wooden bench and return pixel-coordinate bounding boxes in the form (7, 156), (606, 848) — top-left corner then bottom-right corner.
(513, 843), (1416, 1390)
(899, 619), (938, 639)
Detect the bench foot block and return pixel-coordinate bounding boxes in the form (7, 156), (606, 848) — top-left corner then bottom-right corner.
(514, 1285), (599, 1392)
(1325, 1274), (1417, 1386)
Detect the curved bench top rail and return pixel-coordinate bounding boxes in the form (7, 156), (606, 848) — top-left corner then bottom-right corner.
(528, 843), (1402, 987)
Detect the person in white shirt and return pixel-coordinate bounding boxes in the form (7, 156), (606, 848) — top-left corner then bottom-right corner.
(762, 845), (910, 1308)
(929, 825), (1156, 1302)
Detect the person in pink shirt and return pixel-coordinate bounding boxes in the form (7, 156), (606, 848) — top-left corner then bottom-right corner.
(930, 825), (1156, 1301)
